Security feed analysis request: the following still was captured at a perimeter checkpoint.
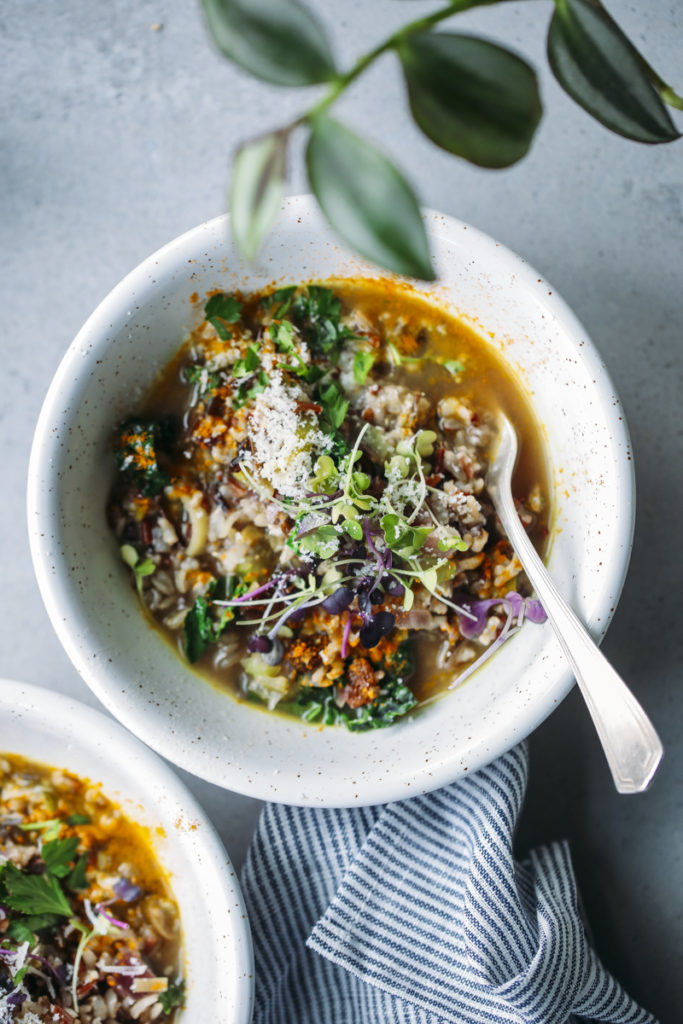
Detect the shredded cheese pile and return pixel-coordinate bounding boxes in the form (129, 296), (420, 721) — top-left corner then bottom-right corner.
(248, 372), (329, 499)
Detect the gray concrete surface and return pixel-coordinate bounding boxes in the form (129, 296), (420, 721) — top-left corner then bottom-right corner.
(2, 1), (682, 1019)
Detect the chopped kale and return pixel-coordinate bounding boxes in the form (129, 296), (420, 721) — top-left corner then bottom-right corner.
(184, 596), (215, 664)
(114, 419), (172, 497)
(204, 293), (243, 339)
(296, 641), (416, 731)
(184, 577), (246, 663)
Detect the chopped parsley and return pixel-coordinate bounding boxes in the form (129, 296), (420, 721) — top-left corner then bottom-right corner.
(184, 363), (222, 395)
(353, 349), (376, 384)
(204, 293), (243, 339)
(159, 979), (186, 1015)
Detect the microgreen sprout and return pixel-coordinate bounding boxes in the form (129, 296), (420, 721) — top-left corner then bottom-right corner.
(120, 545), (155, 595)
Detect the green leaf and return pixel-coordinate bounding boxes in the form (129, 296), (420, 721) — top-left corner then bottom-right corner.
(66, 813), (91, 826)
(306, 115), (434, 280)
(184, 596), (213, 664)
(318, 381), (349, 432)
(7, 920), (37, 944)
(204, 293), (243, 338)
(68, 854), (88, 891)
(202, 0), (336, 87)
(399, 32), (542, 168)
(231, 130), (288, 261)
(547, 0), (680, 143)
(233, 369), (269, 408)
(3, 863), (71, 918)
(159, 979), (186, 1015)
(444, 358), (466, 375)
(42, 837), (79, 878)
(232, 343), (261, 377)
(437, 535), (468, 552)
(114, 420), (171, 497)
(270, 320), (296, 354)
(184, 363), (223, 395)
(353, 350), (376, 385)
(297, 524), (340, 559)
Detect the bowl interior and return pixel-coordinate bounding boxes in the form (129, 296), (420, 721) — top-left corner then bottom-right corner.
(0, 679), (253, 1022)
(28, 197), (634, 806)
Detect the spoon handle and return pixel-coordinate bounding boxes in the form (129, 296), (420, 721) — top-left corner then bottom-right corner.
(489, 475), (663, 794)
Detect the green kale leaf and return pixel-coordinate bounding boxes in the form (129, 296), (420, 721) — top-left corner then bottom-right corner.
(114, 419), (172, 497)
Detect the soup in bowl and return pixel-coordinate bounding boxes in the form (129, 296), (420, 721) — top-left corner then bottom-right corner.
(0, 680), (253, 1022)
(27, 197), (634, 806)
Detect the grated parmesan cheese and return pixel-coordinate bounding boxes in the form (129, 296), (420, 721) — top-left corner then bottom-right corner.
(247, 372), (329, 499)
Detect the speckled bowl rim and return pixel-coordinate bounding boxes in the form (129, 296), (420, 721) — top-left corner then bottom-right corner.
(27, 196), (634, 806)
(0, 678), (254, 1022)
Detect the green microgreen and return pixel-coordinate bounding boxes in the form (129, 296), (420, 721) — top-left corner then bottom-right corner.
(120, 545), (156, 595)
(387, 340), (423, 366)
(437, 534), (469, 552)
(443, 358), (466, 376)
(21, 817), (63, 842)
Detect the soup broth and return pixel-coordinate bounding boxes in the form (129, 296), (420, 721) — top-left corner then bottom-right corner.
(0, 754), (184, 1022)
(108, 279), (549, 730)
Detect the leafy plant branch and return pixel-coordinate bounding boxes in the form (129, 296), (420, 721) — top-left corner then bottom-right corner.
(202, 0), (682, 280)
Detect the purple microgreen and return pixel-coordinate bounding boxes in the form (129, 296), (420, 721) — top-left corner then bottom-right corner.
(525, 598), (547, 624)
(322, 587), (354, 614)
(359, 610), (395, 649)
(261, 637), (285, 666)
(96, 906), (129, 930)
(112, 878), (141, 903)
(247, 634), (273, 654)
(341, 611), (353, 658)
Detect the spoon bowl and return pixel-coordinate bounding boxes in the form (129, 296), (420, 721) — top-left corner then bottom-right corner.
(487, 413), (663, 794)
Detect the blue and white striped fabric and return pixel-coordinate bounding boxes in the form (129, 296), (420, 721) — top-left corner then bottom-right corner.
(241, 743), (655, 1024)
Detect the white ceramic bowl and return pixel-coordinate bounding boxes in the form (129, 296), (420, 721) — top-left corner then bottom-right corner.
(0, 679), (253, 1022)
(27, 196), (634, 806)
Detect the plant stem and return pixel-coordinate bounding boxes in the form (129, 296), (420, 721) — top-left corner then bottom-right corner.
(305, 0), (501, 124)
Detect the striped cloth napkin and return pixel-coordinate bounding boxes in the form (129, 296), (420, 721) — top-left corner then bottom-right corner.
(241, 743), (655, 1024)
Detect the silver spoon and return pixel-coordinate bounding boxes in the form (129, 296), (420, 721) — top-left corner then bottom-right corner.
(486, 413), (663, 794)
